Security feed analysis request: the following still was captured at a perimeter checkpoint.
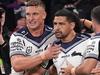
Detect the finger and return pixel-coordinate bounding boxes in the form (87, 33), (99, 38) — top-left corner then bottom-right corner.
(61, 68), (65, 70)
(59, 70), (65, 74)
(53, 55), (59, 58)
(91, 68), (100, 73)
(51, 48), (61, 53)
(92, 71), (100, 74)
(53, 50), (61, 54)
(53, 43), (61, 46)
(48, 45), (60, 50)
(59, 69), (70, 75)
(59, 72), (64, 75)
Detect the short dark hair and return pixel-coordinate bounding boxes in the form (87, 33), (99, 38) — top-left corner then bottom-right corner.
(91, 5), (100, 24)
(25, 0), (45, 9)
(54, 8), (81, 33)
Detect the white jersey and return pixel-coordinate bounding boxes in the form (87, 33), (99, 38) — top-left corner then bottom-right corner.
(53, 34), (99, 75)
(9, 26), (57, 74)
(87, 33), (100, 68)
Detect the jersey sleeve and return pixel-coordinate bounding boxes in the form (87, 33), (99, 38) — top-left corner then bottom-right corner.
(9, 33), (26, 57)
(84, 38), (99, 60)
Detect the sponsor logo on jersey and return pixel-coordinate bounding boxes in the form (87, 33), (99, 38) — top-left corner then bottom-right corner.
(71, 51), (83, 56)
(35, 49), (43, 54)
(61, 54), (70, 58)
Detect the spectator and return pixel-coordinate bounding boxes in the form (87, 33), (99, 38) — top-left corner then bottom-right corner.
(14, 12), (26, 31)
(76, 0), (100, 20)
(0, 7), (11, 75)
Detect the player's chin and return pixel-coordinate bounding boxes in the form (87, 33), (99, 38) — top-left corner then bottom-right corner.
(29, 23), (39, 28)
(55, 34), (62, 39)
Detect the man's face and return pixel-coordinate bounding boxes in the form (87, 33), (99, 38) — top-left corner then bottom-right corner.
(0, 13), (5, 26)
(53, 16), (74, 39)
(0, 13), (5, 32)
(25, 6), (46, 30)
(92, 18), (100, 32)
(16, 17), (26, 31)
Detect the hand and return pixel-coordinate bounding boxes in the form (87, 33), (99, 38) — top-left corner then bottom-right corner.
(41, 44), (61, 60)
(91, 68), (100, 75)
(59, 63), (73, 75)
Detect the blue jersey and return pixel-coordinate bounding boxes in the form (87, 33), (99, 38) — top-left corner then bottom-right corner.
(53, 33), (99, 74)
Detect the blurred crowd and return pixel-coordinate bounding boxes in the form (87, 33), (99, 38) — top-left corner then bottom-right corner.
(0, 0), (100, 29)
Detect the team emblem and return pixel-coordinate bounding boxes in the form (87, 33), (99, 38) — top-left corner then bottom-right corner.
(26, 46), (32, 54)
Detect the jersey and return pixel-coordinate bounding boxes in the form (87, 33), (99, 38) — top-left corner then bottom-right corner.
(9, 26), (57, 74)
(87, 33), (100, 68)
(53, 33), (99, 75)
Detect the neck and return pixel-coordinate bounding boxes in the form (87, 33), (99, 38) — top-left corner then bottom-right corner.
(61, 31), (76, 43)
(28, 26), (44, 37)
(95, 24), (100, 34)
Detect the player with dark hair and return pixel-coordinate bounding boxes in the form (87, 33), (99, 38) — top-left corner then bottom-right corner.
(49, 8), (98, 75)
(89, 5), (100, 75)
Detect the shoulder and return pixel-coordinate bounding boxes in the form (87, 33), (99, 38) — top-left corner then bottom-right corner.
(10, 27), (29, 42)
(11, 27), (28, 37)
(45, 25), (55, 36)
(76, 33), (91, 42)
(91, 35), (100, 40)
(80, 33), (91, 38)
(45, 25), (53, 31)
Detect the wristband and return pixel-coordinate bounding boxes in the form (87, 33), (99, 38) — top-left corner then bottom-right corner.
(71, 67), (76, 75)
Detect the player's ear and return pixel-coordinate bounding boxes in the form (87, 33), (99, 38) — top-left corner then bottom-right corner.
(71, 22), (75, 29)
(42, 11), (47, 20)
